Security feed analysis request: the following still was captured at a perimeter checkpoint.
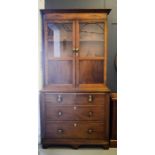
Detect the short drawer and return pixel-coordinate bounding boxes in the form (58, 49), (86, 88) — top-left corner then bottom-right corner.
(45, 105), (105, 121)
(45, 121), (105, 139)
(44, 93), (75, 104)
(75, 93), (109, 105)
(44, 93), (109, 105)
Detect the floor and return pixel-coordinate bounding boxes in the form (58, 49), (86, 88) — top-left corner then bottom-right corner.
(39, 145), (117, 155)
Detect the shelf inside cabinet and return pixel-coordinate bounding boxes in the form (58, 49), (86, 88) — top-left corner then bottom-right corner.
(79, 57), (104, 60)
(80, 40), (104, 42)
(48, 57), (74, 61)
(47, 39), (104, 42)
(48, 39), (72, 42)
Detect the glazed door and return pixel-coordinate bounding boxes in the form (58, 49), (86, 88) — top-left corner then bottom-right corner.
(44, 20), (76, 88)
(75, 20), (107, 88)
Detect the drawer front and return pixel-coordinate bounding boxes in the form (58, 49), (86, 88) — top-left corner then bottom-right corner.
(46, 105), (104, 121)
(75, 94), (108, 105)
(45, 122), (105, 139)
(44, 93), (109, 105)
(44, 93), (75, 104)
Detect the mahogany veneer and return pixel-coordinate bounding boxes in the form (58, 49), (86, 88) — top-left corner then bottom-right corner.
(40, 9), (111, 149)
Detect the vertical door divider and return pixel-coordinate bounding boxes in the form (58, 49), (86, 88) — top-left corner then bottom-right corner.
(104, 19), (108, 84)
(76, 20), (80, 88)
(44, 21), (48, 86)
(73, 21), (76, 88)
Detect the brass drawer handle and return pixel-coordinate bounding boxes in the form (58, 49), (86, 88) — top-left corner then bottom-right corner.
(88, 129), (93, 134)
(88, 111), (93, 117)
(57, 129), (63, 134)
(57, 95), (62, 103)
(88, 95), (93, 103)
(74, 123), (77, 127)
(58, 111), (63, 116)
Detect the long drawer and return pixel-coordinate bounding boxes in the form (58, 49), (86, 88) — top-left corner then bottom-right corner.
(45, 121), (105, 139)
(45, 105), (104, 121)
(44, 93), (109, 105)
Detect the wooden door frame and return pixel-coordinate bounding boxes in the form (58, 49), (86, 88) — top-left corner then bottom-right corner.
(43, 20), (76, 88)
(75, 20), (80, 87)
(104, 19), (108, 84)
(75, 19), (107, 88)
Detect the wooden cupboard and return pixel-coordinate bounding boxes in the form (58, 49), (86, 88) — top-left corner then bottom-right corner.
(40, 9), (111, 149)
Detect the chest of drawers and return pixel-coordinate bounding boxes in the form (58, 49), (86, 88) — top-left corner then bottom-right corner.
(40, 92), (110, 149)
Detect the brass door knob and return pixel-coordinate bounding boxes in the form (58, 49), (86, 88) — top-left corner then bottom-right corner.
(75, 48), (79, 52)
(72, 48), (76, 52)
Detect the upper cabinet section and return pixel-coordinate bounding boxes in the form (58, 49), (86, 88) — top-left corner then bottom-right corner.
(41, 10), (111, 90)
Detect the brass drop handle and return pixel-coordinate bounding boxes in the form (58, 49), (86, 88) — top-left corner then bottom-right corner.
(57, 129), (63, 133)
(88, 129), (93, 134)
(88, 95), (93, 103)
(58, 111), (63, 116)
(57, 95), (62, 103)
(88, 111), (93, 117)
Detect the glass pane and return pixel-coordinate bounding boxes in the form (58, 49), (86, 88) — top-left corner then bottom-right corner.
(48, 60), (73, 84)
(79, 60), (104, 84)
(79, 22), (104, 57)
(47, 22), (73, 58)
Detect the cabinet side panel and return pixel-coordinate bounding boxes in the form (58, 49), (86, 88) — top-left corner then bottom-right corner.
(40, 93), (46, 139)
